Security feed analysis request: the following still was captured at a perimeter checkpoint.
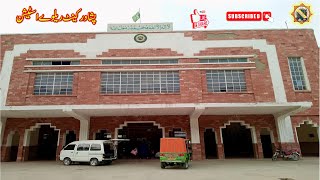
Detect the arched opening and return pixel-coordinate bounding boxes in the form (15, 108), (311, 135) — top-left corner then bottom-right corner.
(6, 131), (20, 161)
(260, 128), (273, 158)
(27, 125), (59, 160)
(222, 122), (254, 158)
(95, 129), (111, 140)
(204, 128), (217, 159)
(296, 122), (319, 156)
(116, 122), (163, 159)
(65, 131), (76, 146)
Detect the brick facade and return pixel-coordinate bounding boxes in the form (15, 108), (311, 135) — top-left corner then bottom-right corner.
(0, 29), (318, 162)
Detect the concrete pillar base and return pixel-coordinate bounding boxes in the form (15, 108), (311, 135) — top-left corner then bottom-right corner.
(253, 143), (264, 159)
(217, 143), (225, 159)
(191, 143), (202, 160)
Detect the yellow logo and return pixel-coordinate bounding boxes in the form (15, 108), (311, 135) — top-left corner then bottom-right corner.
(290, 2), (313, 25)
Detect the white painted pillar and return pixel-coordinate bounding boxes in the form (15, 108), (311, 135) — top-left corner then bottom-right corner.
(79, 120), (90, 140)
(0, 117), (7, 146)
(275, 116), (295, 143)
(190, 117), (200, 143)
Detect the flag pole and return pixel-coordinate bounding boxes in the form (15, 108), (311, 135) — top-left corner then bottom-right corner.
(139, 8), (141, 23)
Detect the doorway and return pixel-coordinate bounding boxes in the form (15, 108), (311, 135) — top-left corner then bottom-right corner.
(28, 125), (59, 160)
(296, 122), (319, 156)
(204, 128), (217, 159)
(8, 131), (20, 161)
(117, 122), (163, 159)
(65, 131), (76, 146)
(222, 123), (254, 158)
(260, 128), (273, 158)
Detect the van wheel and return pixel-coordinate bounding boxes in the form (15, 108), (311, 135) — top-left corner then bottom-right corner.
(63, 158), (72, 166)
(90, 158), (99, 166)
(161, 162), (166, 169)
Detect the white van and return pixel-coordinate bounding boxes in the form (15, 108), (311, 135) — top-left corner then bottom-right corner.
(59, 140), (117, 166)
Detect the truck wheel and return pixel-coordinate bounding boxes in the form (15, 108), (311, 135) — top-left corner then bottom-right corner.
(90, 158), (99, 166)
(63, 158), (72, 166)
(161, 162), (166, 169)
(183, 162), (189, 169)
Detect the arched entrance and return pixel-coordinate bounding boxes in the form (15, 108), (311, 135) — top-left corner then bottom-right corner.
(25, 124), (59, 160)
(65, 130), (76, 146)
(204, 128), (217, 159)
(260, 128), (274, 158)
(95, 129), (111, 140)
(116, 122), (164, 159)
(221, 122), (255, 158)
(296, 121), (319, 156)
(6, 131), (20, 161)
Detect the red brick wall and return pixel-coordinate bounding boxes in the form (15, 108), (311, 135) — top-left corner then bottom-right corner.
(90, 116), (191, 140)
(199, 115), (279, 159)
(2, 118), (80, 146)
(1, 30), (318, 116)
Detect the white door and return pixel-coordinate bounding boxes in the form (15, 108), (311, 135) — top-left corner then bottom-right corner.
(61, 144), (76, 161)
(74, 144), (90, 162)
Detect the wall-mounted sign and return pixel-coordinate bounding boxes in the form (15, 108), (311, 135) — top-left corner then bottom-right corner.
(174, 131), (187, 138)
(134, 34), (147, 43)
(107, 23), (173, 32)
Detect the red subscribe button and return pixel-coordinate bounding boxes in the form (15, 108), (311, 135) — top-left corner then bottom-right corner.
(226, 11), (262, 21)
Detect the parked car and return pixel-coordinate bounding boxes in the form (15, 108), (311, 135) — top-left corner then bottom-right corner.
(159, 138), (192, 169)
(59, 140), (118, 166)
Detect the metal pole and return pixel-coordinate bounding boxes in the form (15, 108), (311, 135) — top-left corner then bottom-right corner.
(139, 8), (141, 23)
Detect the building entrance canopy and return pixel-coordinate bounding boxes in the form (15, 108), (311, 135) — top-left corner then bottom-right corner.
(1, 102), (312, 118)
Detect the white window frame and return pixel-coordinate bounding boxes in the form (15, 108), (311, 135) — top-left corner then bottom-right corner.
(288, 57), (311, 91)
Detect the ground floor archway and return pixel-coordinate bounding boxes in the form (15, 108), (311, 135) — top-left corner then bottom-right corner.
(116, 122), (164, 159)
(260, 128), (273, 158)
(27, 124), (59, 160)
(222, 122), (254, 158)
(204, 128), (217, 159)
(296, 121), (319, 157)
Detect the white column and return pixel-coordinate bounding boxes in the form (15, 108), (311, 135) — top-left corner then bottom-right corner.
(190, 117), (200, 143)
(0, 117), (7, 146)
(79, 120), (90, 140)
(275, 116), (295, 143)
(189, 107), (205, 144)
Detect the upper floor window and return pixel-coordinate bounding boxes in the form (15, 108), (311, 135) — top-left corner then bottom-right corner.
(288, 57), (310, 91)
(33, 72), (73, 95)
(32, 61), (80, 66)
(100, 71), (180, 94)
(206, 70), (246, 92)
(102, 59), (178, 65)
(200, 58), (247, 63)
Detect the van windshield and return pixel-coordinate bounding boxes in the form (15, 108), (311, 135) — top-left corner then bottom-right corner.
(103, 142), (115, 158)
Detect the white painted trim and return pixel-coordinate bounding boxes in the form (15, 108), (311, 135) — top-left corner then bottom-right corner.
(1, 102), (312, 111)
(260, 127), (275, 143)
(114, 121), (165, 141)
(219, 120), (257, 143)
(26, 55), (255, 61)
(5, 130), (16, 146)
(295, 119), (319, 144)
(0, 34), (289, 106)
(23, 123), (60, 146)
(24, 62), (255, 68)
(23, 67), (256, 73)
(287, 57), (311, 91)
(204, 128), (218, 145)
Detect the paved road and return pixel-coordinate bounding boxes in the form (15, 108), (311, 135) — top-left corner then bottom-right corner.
(1, 158), (319, 180)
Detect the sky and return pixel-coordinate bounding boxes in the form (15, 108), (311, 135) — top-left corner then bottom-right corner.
(0, 0), (319, 46)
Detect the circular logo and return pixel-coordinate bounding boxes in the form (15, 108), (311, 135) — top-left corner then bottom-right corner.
(134, 34), (147, 43)
(291, 3), (313, 25)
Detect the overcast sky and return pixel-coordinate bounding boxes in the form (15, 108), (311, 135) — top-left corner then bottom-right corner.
(0, 0), (319, 45)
